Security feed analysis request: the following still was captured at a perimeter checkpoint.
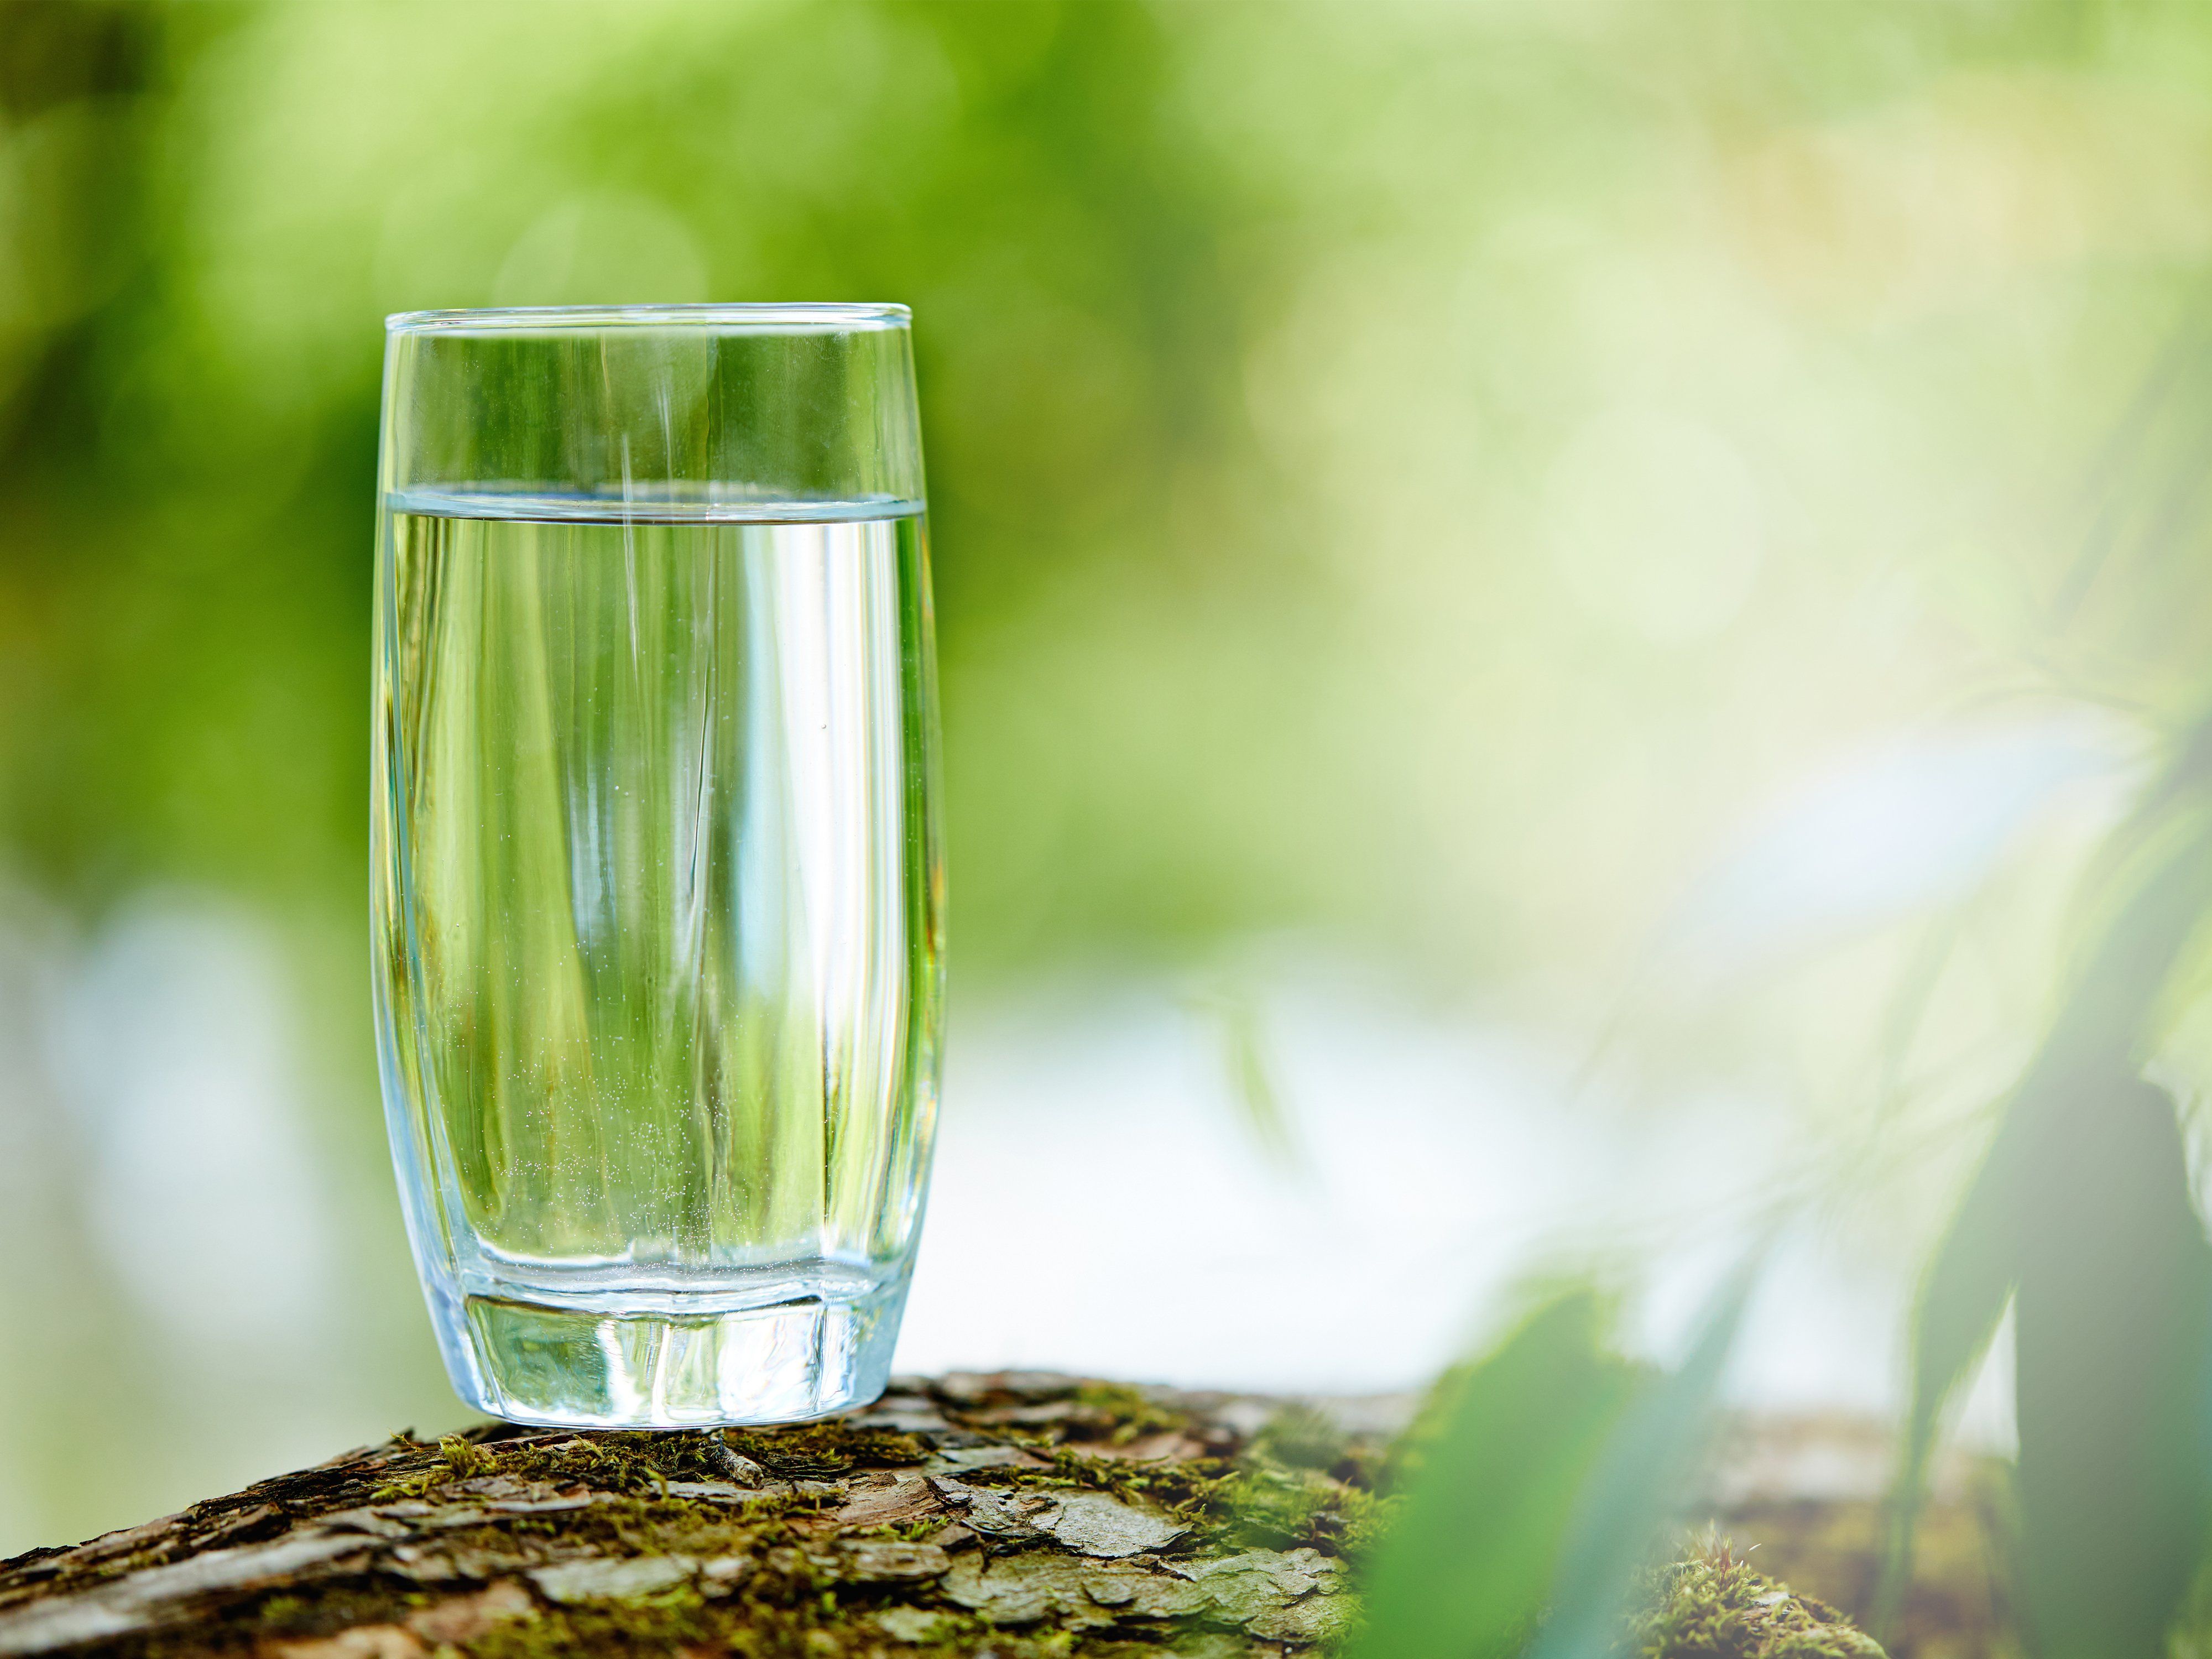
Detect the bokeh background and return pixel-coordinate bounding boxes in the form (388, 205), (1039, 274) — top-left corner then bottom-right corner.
(3, 0), (2209, 1559)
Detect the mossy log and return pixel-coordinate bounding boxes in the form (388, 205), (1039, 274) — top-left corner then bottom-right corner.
(0, 1376), (1936, 1658)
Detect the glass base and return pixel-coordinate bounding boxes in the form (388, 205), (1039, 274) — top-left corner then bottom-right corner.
(428, 1272), (907, 1428)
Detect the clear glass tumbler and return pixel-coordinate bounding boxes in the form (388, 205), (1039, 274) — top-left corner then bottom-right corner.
(371, 305), (942, 1426)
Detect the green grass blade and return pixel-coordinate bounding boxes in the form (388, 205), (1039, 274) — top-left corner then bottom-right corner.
(1524, 1246), (1764, 1659)
(2013, 1078), (2212, 1659)
(1350, 1291), (1640, 1659)
(1879, 716), (2212, 1636)
(1874, 1091), (2032, 1635)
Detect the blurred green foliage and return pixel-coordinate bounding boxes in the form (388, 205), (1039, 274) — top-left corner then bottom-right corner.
(10, 0), (2212, 1633)
(1353, 1292), (1641, 1659)
(1884, 722), (2212, 1655)
(1354, 1261), (1755, 1659)
(10, 0), (2212, 992)
(0, 0), (1293, 958)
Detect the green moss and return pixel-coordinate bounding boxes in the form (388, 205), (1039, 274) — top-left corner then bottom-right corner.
(129, 1584), (429, 1657)
(465, 1595), (716, 1659)
(1248, 1406), (1348, 1474)
(1633, 1536), (1886, 1659)
(71, 1390), (1898, 1658)
(944, 1420), (1390, 1566)
(450, 1556), (1069, 1659)
(724, 1422), (927, 1479)
(252, 1592), (305, 1627)
(1069, 1383), (1187, 1446)
(1214, 1464), (1393, 1557)
(365, 1423), (920, 1505)
(482, 1428), (741, 1491)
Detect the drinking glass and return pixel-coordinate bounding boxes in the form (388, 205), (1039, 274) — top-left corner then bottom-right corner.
(370, 304), (942, 1426)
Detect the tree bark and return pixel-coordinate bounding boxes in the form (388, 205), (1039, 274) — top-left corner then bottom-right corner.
(0, 1374), (1375, 1658)
(0, 1379), (1978, 1658)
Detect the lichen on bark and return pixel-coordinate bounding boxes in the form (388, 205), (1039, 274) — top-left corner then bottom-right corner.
(0, 1375), (1897, 1659)
(1634, 1536), (1887, 1659)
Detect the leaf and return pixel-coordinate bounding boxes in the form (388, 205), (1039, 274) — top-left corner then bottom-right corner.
(1874, 1084), (2036, 1633)
(1879, 730), (2212, 1635)
(2013, 1078), (2212, 1659)
(1525, 1247), (1764, 1659)
(1350, 1291), (1640, 1659)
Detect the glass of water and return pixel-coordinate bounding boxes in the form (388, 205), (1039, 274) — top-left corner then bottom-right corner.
(371, 305), (942, 1426)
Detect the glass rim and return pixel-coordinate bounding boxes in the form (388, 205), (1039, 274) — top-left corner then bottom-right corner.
(385, 302), (911, 337)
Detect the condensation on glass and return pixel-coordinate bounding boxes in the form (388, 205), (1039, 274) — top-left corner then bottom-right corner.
(371, 305), (943, 1426)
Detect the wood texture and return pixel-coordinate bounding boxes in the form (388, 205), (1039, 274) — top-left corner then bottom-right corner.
(0, 1374), (1384, 1657)
(0, 1380), (1986, 1658)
